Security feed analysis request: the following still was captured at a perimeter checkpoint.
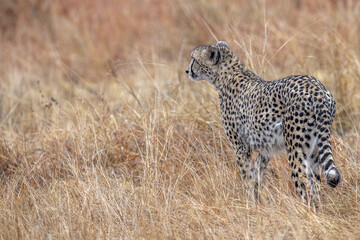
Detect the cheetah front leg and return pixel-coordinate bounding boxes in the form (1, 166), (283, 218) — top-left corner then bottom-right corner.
(222, 116), (256, 200)
(233, 144), (257, 199)
(253, 154), (270, 200)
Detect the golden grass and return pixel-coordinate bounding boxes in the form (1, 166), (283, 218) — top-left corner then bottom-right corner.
(0, 0), (359, 239)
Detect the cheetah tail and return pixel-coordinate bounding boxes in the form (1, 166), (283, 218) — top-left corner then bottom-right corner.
(316, 123), (340, 188)
(318, 135), (340, 188)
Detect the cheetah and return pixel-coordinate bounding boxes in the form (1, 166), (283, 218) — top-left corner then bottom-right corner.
(185, 41), (340, 206)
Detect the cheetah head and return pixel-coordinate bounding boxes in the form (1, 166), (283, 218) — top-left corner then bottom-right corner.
(185, 41), (230, 85)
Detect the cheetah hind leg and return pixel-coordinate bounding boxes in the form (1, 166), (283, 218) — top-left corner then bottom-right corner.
(307, 147), (322, 210)
(253, 154), (270, 201)
(290, 147), (321, 210)
(285, 137), (316, 208)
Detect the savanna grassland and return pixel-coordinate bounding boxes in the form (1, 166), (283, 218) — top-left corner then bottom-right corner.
(0, 0), (359, 239)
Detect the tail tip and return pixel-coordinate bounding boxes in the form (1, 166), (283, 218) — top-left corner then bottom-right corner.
(326, 168), (340, 188)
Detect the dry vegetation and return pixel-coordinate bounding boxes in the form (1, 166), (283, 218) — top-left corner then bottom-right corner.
(0, 0), (359, 239)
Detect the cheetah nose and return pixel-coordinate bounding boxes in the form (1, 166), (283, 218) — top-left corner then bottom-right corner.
(185, 69), (189, 74)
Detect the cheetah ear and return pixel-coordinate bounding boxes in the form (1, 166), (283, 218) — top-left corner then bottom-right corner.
(208, 46), (221, 65)
(216, 41), (229, 48)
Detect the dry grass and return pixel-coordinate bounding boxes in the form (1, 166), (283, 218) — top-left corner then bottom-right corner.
(0, 0), (359, 239)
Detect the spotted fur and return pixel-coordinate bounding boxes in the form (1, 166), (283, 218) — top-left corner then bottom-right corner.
(185, 41), (340, 205)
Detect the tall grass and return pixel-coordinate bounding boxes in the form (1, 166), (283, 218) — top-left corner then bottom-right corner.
(0, 0), (359, 239)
